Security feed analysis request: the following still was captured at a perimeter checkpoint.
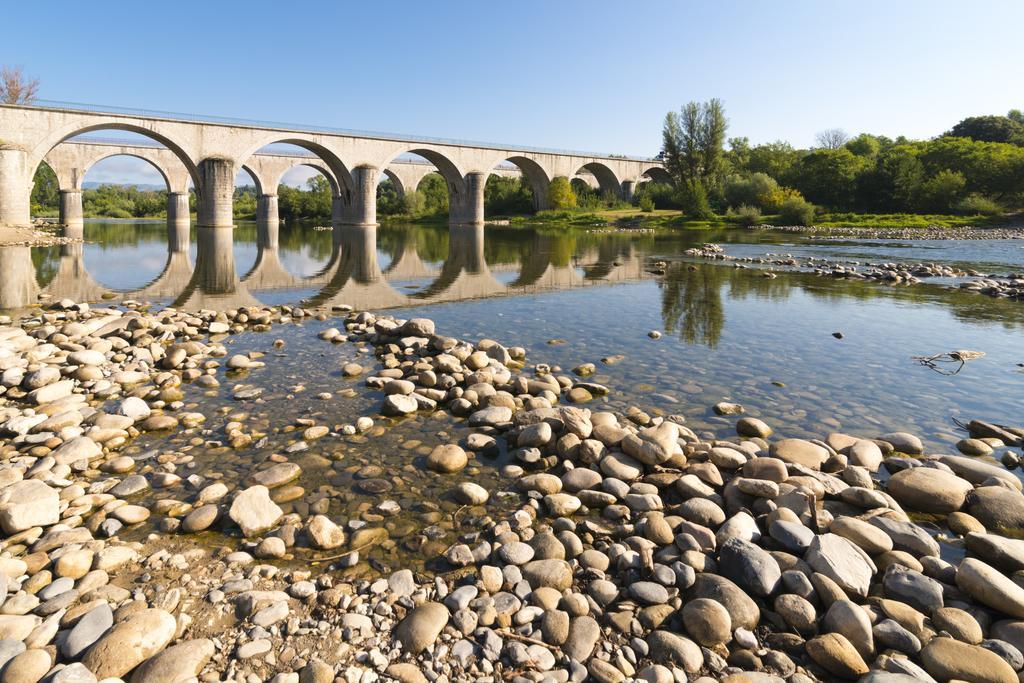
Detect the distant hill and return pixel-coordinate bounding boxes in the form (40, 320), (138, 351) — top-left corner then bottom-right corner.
(83, 181), (167, 191)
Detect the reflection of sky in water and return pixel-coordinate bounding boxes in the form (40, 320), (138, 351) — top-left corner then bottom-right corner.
(16, 219), (1024, 458)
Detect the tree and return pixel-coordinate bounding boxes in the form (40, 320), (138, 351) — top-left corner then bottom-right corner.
(31, 163), (59, 211)
(948, 115), (1024, 144)
(746, 141), (801, 181)
(0, 65), (39, 104)
(790, 148), (867, 210)
(724, 172), (778, 209)
(547, 176), (577, 210)
(815, 129), (850, 150)
(1009, 109), (1024, 125)
(918, 169), (966, 213)
(845, 133), (882, 158)
(662, 99), (728, 195)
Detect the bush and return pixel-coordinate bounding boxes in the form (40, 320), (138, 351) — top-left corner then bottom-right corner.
(681, 180), (714, 219)
(724, 172), (778, 209)
(918, 169), (966, 213)
(726, 204), (762, 226)
(548, 177), (577, 210)
(777, 196), (816, 226)
(956, 193), (1003, 215)
(638, 195), (655, 213)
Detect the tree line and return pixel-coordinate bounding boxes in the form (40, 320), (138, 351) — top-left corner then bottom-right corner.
(658, 100), (1024, 224)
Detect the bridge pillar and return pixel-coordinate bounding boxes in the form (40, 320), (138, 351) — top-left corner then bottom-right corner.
(167, 191), (190, 228)
(621, 180), (636, 203)
(0, 147), (32, 228)
(197, 157), (235, 228)
(167, 192), (191, 253)
(257, 194), (279, 224)
(451, 172), (486, 225)
(59, 190), (84, 230)
(344, 166), (378, 226)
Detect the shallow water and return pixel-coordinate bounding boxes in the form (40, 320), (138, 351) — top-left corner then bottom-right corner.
(3, 218), (1023, 567)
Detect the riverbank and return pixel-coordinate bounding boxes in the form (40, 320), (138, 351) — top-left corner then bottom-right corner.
(1, 294), (1024, 682)
(0, 224), (78, 247)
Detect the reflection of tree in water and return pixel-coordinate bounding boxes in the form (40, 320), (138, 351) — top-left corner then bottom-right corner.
(660, 263), (726, 348)
(377, 224), (450, 263)
(31, 245), (59, 287)
(726, 267), (794, 301)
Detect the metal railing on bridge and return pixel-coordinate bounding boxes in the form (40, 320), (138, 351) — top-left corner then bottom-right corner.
(13, 99), (658, 163)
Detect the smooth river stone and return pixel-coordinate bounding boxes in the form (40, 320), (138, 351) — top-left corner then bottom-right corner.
(394, 602), (449, 654)
(81, 608), (177, 678)
(886, 467), (972, 513)
(956, 557), (1024, 618)
(769, 438), (829, 469)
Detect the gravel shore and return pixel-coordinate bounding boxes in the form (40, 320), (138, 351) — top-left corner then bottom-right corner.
(0, 299), (1023, 682)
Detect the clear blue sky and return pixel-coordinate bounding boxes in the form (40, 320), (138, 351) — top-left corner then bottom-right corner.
(6, 0), (1021, 184)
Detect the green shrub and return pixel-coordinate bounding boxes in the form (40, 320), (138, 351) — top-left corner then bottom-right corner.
(726, 204), (762, 226)
(724, 172), (778, 209)
(681, 180), (714, 219)
(955, 193), (1003, 216)
(638, 195), (655, 213)
(548, 177), (578, 210)
(777, 196), (816, 226)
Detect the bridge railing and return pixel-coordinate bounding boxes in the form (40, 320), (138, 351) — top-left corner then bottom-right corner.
(11, 100), (659, 163)
(57, 136), (523, 170)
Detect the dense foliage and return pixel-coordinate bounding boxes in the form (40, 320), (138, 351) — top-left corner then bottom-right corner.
(656, 101), (1024, 221)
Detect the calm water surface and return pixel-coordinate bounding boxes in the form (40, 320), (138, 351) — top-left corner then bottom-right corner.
(2, 218), (1021, 569)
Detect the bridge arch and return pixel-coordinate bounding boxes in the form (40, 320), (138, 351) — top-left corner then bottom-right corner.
(641, 166), (674, 185)
(485, 155), (552, 212)
(574, 162), (621, 198)
(30, 123), (201, 191)
(79, 153), (174, 193)
(235, 136), (353, 199)
(379, 147), (473, 222)
(381, 168), (406, 197)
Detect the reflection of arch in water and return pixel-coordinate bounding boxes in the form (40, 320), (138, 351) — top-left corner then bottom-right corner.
(0, 246), (41, 310)
(173, 226), (260, 310)
(303, 225), (409, 310)
(382, 228), (440, 281)
(41, 226), (110, 303)
(412, 224), (505, 302)
(507, 234), (582, 289)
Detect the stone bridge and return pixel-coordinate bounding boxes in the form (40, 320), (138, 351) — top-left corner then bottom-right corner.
(0, 102), (671, 230)
(40, 138), (535, 229)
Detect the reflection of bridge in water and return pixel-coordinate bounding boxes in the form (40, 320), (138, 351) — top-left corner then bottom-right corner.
(3, 221), (652, 312)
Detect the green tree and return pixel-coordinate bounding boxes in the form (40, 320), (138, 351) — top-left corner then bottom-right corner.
(724, 172), (778, 209)
(485, 176), (533, 215)
(547, 176), (577, 210)
(376, 178), (404, 215)
(790, 148), (867, 210)
(918, 169), (966, 213)
(417, 174), (450, 215)
(662, 99), (728, 200)
(31, 163), (59, 212)
(747, 141), (801, 181)
(948, 115), (1024, 144)
(845, 133), (882, 158)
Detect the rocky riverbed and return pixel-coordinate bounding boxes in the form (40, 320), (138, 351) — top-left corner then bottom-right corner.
(756, 226), (1024, 241)
(1, 298), (1024, 682)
